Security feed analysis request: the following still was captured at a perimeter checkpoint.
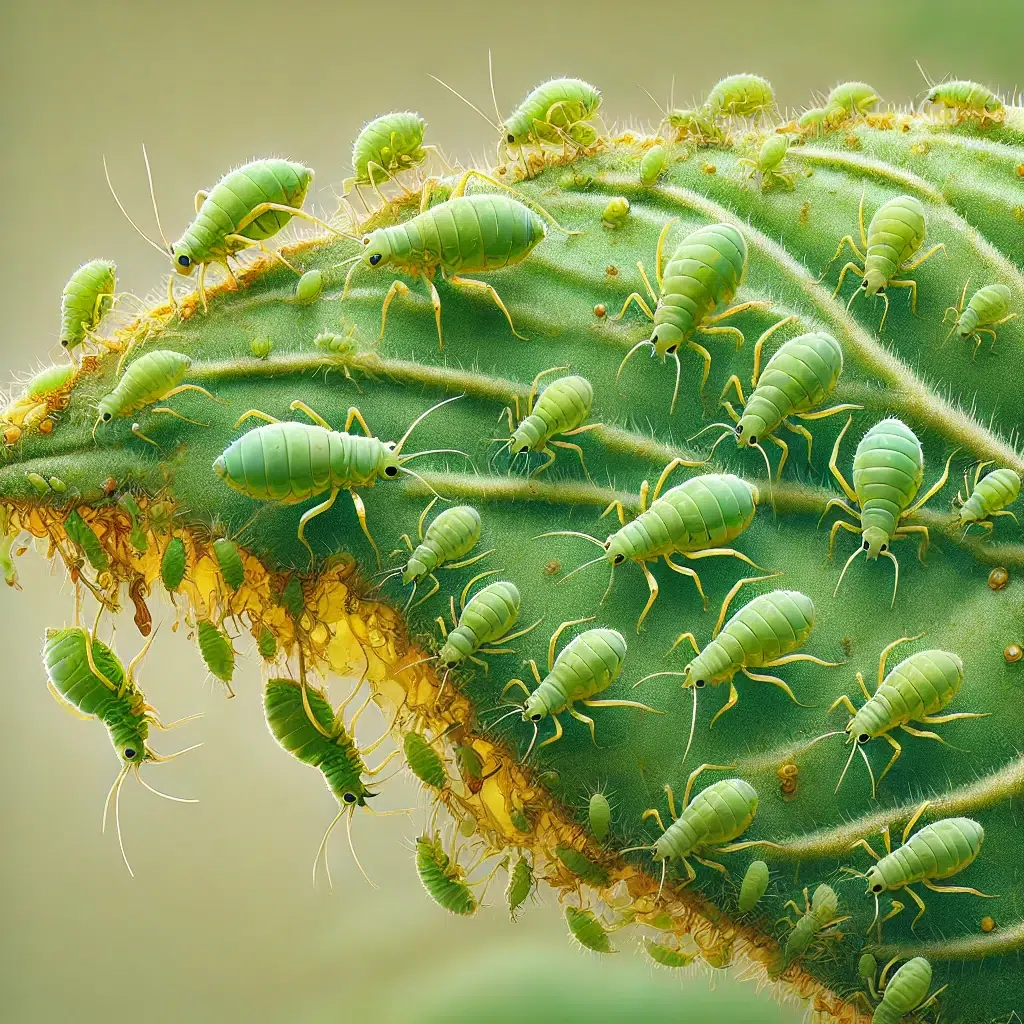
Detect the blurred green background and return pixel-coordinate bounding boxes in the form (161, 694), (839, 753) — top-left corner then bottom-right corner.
(1, 2), (1019, 1020)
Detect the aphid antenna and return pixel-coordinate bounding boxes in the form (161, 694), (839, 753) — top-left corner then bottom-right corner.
(487, 49), (503, 127)
(394, 394), (465, 455)
(521, 721), (540, 762)
(429, 72), (500, 134)
(101, 762), (134, 877)
(616, 339), (655, 384)
(102, 154), (170, 259)
(556, 553), (610, 586)
(133, 763), (198, 805)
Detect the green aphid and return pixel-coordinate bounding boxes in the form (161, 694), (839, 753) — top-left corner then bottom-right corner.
(48, 477), (68, 493)
(506, 855), (535, 921)
(25, 363), (76, 399)
(26, 472), (51, 495)
(313, 331), (356, 355)
(279, 575), (305, 618)
(118, 494), (148, 553)
(161, 537), (187, 592)
(196, 620), (235, 694)
(64, 510), (109, 571)
(295, 269), (325, 304)
(601, 197), (630, 229)
(555, 845), (609, 887)
(737, 859), (770, 912)
(645, 940), (698, 968)
(588, 792), (611, 842)
(213, 537), (245, 591)
(640, 144), (668, 187)
(257, 626), (278, 660)
(249, 336), (274, 360)
(509, 807), (531, 833)
(403, 732), (448, 791)
(565, 906), (615, 954)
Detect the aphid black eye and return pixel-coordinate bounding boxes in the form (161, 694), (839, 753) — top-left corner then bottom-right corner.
(877, 287), (885, 294)
(872, 884), (883, 894)
(613, 554), (625, 565)
(695, 679), (706, 688)
(369, 253), (382, 266)
(858, 733), (870, 744)
(102, 412), (112, 422)
(880, 544), (887, 552)
(666, 344), (678, 354)
(530, 713), (542, 722)
(736, 425), (743, 434)
(863, 540), (870, 550)
(123, 747), (137, 759)
(749, 435), (757, 444)
(384, 465), (398, 477)
(177, 255), (191, 268)
(507, 133), (515, 143)
(343, 792), (357, 804)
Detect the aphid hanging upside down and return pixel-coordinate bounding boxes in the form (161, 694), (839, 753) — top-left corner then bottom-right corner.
(810, 635), (987, 798)
(495, 368), (601, 479)
(493, 619), (661, 758)
(43, 624), (199, 875)
(614, 220), (770, 413)
(621, 764), (758, 899)
(823, 193), (945, 330)
(943, 283), (1016, 358)
(539, 462), (765, 631)
(637, 580), (837, 764)
(263, 676), (401, 888)
(954, 462), (1020, 535)
(695, 319), (862, 481)
(821, 416), (955, 605)
(213, 395), (468, 567)
(415, 832), (498, 916)
(339, 169), (574, 349)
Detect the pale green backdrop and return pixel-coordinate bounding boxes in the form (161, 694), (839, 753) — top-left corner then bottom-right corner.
(1, 2), (1019, 1021)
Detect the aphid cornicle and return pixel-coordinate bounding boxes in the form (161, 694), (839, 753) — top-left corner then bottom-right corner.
(565, 906), (615, 953)
(943, 283), (1016, 358)
(614, 220), (771, 412)
(825, 193), (946, 329)
(496, 368), (600, 478)
(621, 764), (758, 898)
(213, 395), (467, 567)
(415, 832), (478, 916)
(738, 859), (770, 912)
(342, 111), (449, 208)
(263, 676), (396, 888)
(922, 80), (1004, 123)
(638, 582), (836, 763)
(43, 625), (197, 875)
(822, 416), (955, 605)
(736, 135), (795, 190)
(699, 321), (862, 480)
(702, 74), (776, 121)
(59, 260), (116, 355)
(378, 499), (493, 609)
(541, 465), (764, 631)
(868, 957), (945, 1024)
(93, 349), (222, 446)
(339, 169), (572, 349)
(813, 636), (988, 798)
(954, 462), (1020, 534)
(847, 801), (996, 935)
(773, 883), (850, 974)
(497, 620), (660, 758)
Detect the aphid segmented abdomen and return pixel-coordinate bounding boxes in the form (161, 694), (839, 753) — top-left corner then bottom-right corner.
(404, 733), (447, 790)
(458, 581), (520, 644)
(967, 283), (1013, 325)
(416, 834), (476, 915)
(962, 467), (1021, 521)
(43, 627), (126, 715)
(263, 677), (336, 765)
(853, 418), (924, 535)
(717, 590), (815, 668)
(409, 505), (481, 577)
(107, 350), (191, 415)
(865, 196), (927, 272)
(565, 906), (613, 952)
(529, 375), (593, 439)
(664, 474), (759, 552)
(60, 260), (116, 347)
(928, 81), (1003, 113)
(873, 958), (932, 1023)
(539, 628), (626, 710)
(744, 332), (843, 434)
(870, 650), (964, 730)
(353, 112), (426, 182)
(880, 818), (984, 887)
(704, 74), (774, 117)
(660, 779), (758, 859)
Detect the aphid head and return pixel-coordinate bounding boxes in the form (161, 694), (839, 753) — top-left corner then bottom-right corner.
(437, 642), (464, 672)
(650, 323), (685, 359)
(170, 241), (198, 277)
(861, 269), (888, 299)
(339, 786), (373, 809)
(522, 691), (549, 723)
(735, 411), (769, 449)
(360, 229), (392, 269)
(603, 533), (630, 567)
(861, 526), (889, 561)
(376, 442), (403, 480)
(864, 865), (886, 895)
(401, 556), (427, 587)
(509, 422), (537, 457)
(109, 716), (152, 768)
(96, 393), (118, 425)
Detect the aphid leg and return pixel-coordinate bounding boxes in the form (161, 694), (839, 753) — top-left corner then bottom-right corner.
(693, 854), (729, 877)
(921, 879), (999, 898)
(826, 518), (861, 558)
(762, 652), (841, 669)
(160, 382), (226, 406)
(765, 432), (790, 478)
(130, 423), (161, 448)
(567, 704), (599, 745)
(149, 407), (210, 429)
(902, 242), (947, 275)
(536, 713), (564, 750)
(684, 336), (715, 392)
(871, 732), (903, 791)
(830, 260), (865, 298)
(641, 807), (667, 832)
(720, 375), (746, 410)
(666, 631), (701, 657)
(233, 408), (281, 429)
(795, 403), (863, 423)
(742, 666), (816, 709)
(636, 561), (661, 632)
(294, 486), (341, 568)
(711, 573), (780, 638)
(448, 274), (528, 341)
(709, 680), (740, 728)
(377, 279), (412, 342)
(611, 288), (656, 322)
(662, 555), (708, 610)
(894, 524), (931, 564)
(825, 415), (859, 501)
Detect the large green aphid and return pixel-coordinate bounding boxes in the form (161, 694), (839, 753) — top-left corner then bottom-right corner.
(812, 636), (988, 798)
(43, 625), (198, 875)
(943, 282), (1017, 357)
(93, 349), (222, 443)
(540, 464), (762, 630)
(496, 621), (659, 758)
(953, 462), (1020, 534)
(59, 259), (116, 354)
(864, 957), (945, 1024)
(826, 81), (881, 116)
(377, 500), (493, 609)
(700, 321), (862, 480)
(498, 368), (600, 479)
(639, 583), (837, 764)
(263, 676), (398, 888)
(621, 764), (758, 898)
(565, 905), (615, 954)
(414, 831), (479, 916)
(213, 395), (468, 566)
(342, 111), (448, 208)
(614, 220), (769, 411)
(339, 170), (568, 349)
(773, 883), (850, 975)
(823, 417), (955, 605)
(702, 73), (776, 121)
(825, 193), (946, 330)
(501, 78), (602, 155)
(921, 80), (1004, 123)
